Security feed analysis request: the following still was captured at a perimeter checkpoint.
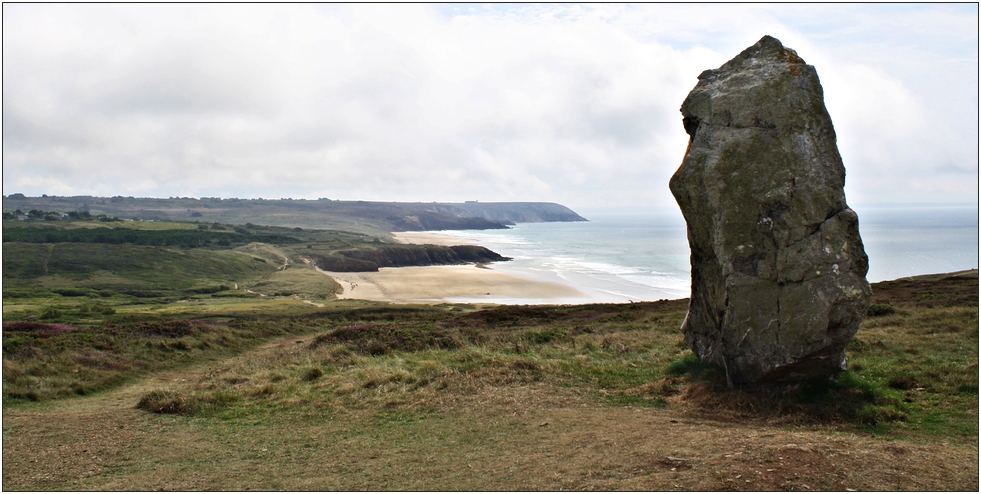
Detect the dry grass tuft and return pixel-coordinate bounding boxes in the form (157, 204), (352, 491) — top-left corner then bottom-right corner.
(626, 375), (685, 397)
(136, 390), (192, 414)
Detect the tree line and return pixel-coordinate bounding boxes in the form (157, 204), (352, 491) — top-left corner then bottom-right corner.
(2, 226), (301, 248)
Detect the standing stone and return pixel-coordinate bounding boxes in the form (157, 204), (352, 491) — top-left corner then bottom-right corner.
(669, 35), (872, 387)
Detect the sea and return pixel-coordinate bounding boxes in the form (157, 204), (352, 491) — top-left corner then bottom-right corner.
(434, 204), (979, 305)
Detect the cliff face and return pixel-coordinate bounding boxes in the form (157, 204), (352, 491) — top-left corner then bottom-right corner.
(453, 202), (587, 224)
(307, 244), (510, 272)
(383, 202), (587, 231)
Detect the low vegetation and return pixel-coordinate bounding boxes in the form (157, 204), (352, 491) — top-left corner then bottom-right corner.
(3, 316), (314, 402)
(2, 194), (585, 235)
(2, 223), (301, 247)
(5, 275), (976, 440)
(1, 218), (513, 317)
(119, 282), (977, 439)
(2, 215), (976, 490)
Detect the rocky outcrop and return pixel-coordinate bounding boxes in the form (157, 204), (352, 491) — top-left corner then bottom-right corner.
(307, 244), (511, 272)
(669, 35), (872, 387)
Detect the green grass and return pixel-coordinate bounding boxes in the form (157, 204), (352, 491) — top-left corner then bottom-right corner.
(247, 267), (342, 299)
(1, 317), (302, 404)
(1, 219), (503, 316)
(845, 305), (979, 437)
(0, 220), (385, 320)
(71, 287), (968, 439)
(3, 242), (274, 293)
(2, 218), (977, 442)
(2, 272), (977, 492)
(5, 288), (976, 438)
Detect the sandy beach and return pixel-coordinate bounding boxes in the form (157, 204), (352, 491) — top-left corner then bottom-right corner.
(323, 264), (585, 304)
(313, 231), (582, 304)
(391, 231), (477, 246)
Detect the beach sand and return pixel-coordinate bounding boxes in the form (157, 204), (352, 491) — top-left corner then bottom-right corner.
(323, 264), (585, 304)
(391, 231), (476, 246)
(316, 231), (587, 304)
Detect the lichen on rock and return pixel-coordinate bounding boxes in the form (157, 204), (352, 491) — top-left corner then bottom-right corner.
(669, 35), (872, 387)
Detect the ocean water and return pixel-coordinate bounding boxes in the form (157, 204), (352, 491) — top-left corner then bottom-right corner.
(855, 204), (979, 282)
(436, 205), (978, 305)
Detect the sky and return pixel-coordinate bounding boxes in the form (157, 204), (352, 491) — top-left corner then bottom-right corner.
(2, 3), (978, 211)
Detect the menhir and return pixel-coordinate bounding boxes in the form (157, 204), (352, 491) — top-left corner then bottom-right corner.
(669, 35), (872, 387)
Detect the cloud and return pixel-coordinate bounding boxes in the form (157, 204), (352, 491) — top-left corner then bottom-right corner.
(2, 3), (977, 208)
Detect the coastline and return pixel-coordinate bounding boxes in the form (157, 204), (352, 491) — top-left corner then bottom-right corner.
(401, 224), (693, 303)
(376, 224), (981, 305)
(322, 264), (587, 305)
(315, 230), (591, 304)
(392, 227), (691, 304)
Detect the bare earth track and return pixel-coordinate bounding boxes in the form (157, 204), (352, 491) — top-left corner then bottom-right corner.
(3, 356), (976, 491)
(5, 346), (977, 490)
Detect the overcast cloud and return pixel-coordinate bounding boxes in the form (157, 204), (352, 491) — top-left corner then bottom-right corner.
(2, 3), (977, 209)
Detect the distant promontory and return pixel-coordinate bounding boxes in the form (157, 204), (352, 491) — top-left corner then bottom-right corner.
(2, 195), (587, 236)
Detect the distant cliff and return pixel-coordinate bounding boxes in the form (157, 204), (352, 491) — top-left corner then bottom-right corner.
(1, 195), (587, 236)
(455, 202), (586, 224)
(384, 201), (587, 231)
(306, 244), (510, 272)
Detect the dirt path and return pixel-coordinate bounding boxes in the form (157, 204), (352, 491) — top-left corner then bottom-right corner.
(3, 333), (978, 491)
(2, 332), (320, 490)
(21, 332), (318, 414)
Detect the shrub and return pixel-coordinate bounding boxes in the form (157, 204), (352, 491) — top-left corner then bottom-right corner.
(887, 375), (917, 390)
(312, 324), (461, 355)
(3, 321), (79, 336)
(126, 289), (165, 298)
(136, 390), (238, 415)
(130, 320), (202, 338)
(522, 328), (565, 345)
(52, 288), (92, 297)
(188, 285), (231, 294)
(303, 367), (325, 381)
(867, 303), (896, 317)
(39, 308), (63, 320)
(212, 291), (260, 298)
(80, 304), (115, 315)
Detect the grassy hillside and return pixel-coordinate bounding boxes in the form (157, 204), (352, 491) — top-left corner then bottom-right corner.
(2, 219), (508, 315)
(4, 270), (976, 431)
(2, 213), (976, 490)
(1, 273), (977, 490)
(2, 220), (335, 307)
